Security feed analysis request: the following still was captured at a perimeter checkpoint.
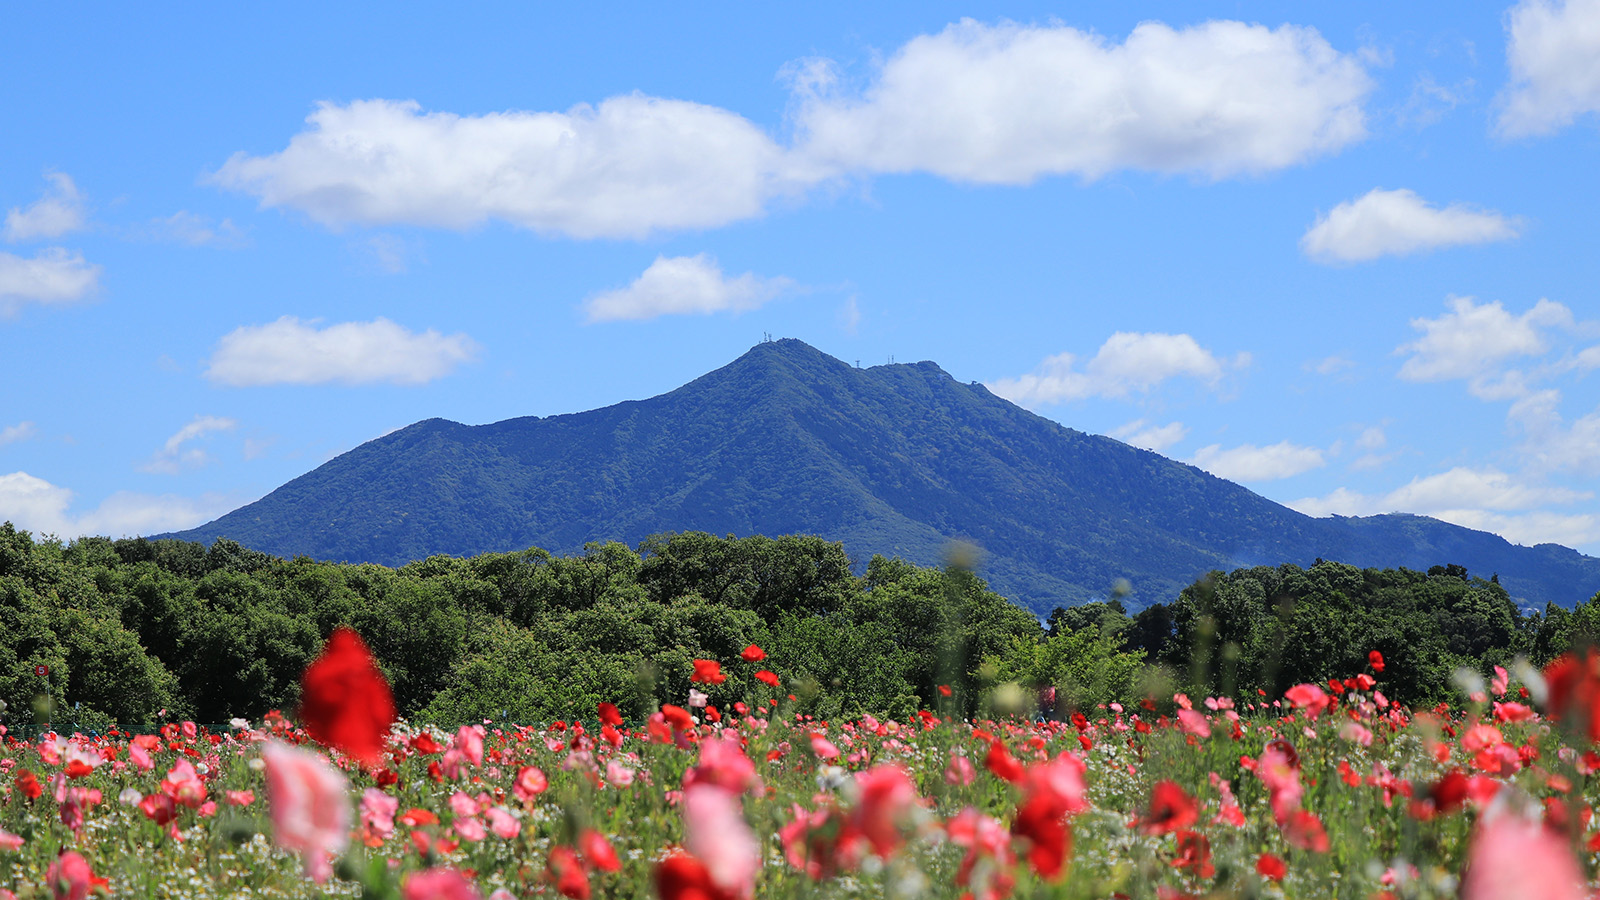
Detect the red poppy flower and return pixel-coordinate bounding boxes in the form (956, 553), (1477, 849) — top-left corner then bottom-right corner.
(1173, 830), (1214, 878)
(937, 684), (953, 697)
(754, 670), (781, 687)
(1369, 650), (1385, 673)
(16, 769), (41, 801)
(1256, 853), (1287, 881)
(655, 852), (736, 900)
(740, 644), (766, 662)
(984, 740), (1025, 784)
(662, 704), (695, 730)
(299, 627), (396, 767)
(1282, 809), (1330, 852)
(579, 828), (622, 873)
(1140, 781), (1198, 835)
(549, 845), (591, 900)
(597, 702), (624, 727)
(1545, 650), (1600, 742)
(691, 659), (727, 685)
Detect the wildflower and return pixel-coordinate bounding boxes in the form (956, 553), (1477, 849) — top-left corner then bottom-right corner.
(579, 828), (622, 872)
(947, 807), (1016, 900)
(740, 644), (766, 662)
(1256, 853), (1287, 881)
(597, 702), (624, 727)
(945, 753), (976, 786)
(1173, 830), (1214, 878)
(161, 758), (207, 808)
(1012, 755), (1087, 879)
(513, 765), (548, 802)
(403, 868), (483, 900)
(0, 829), (22, 852)
(1282, 810), (1330, 852)
(685, 733), (758, 794)
(754, 670), (781, 687)
(299, 627), (397, 768)
(1544, 650), (1600, 742)
(46, 851), (105, 900)
(548, 846), (590, 899)
(360, 787), (399, 845)
(1176, 709), (1211, 738)
(984, 740), (1025, 784)
(656, 853), (736, 900)
(682, 783), (760, 900)
(850, 765), (919, 859)
(1462, 811), (1586, 900)
(262, 740), (351, 883)
(691, 659), (727, 685)
(1139, 781), (1198, 835)
(1369, 650), (1385, 672)
(1284, 684), (1330, 720)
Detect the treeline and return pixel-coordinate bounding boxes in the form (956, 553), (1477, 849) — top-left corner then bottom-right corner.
(2, 522), (1596, 733)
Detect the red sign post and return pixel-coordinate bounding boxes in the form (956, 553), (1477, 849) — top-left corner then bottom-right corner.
(34, 664), (48, 677)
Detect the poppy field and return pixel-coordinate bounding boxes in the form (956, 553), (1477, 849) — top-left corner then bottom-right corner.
(4, 631), (1600, 900)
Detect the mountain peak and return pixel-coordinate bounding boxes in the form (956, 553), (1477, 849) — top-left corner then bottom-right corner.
(157, 342), (1600, 613)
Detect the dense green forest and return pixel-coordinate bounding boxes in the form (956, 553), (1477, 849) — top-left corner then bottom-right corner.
(2, 521), (1595, 734)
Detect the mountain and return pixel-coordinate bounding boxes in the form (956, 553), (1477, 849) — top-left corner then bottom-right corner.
(159, 339), (1600, 615)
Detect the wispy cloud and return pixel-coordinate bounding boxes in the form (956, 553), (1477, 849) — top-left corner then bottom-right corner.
(4, 172), (86, 242)
(0, 248), (102, 316)
(988, 332), (1246, 407)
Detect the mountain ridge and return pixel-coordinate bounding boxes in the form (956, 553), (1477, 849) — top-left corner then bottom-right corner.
(158, 339), (1600, 614)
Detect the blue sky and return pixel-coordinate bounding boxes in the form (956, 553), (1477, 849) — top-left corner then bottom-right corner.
(4, 1), (1600, 557)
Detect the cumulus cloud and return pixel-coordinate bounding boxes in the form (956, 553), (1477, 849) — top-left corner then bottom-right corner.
(1109, 419), (1189, 453)
(1395, 296), (1573, 391)
(213, 19), (1373, 239)
(795, 19), (1372, 183)
(1291, 466), (1598, 547)
(1301, 189), (1520, 263)
(141, 415), (238, 474)
(211, 97), (811, 240)
(1, 421), (36, 446)
(0, 471), (239, 539)
(583, 254), (793, 322)
(0, 248), (102, 316)
(987, 332), (1242, 406)
(205, 316), (479, 386)
(1191, 441), (1326, 482)
(1497, 0), (1600, 137)
(4, 173), (86, 242)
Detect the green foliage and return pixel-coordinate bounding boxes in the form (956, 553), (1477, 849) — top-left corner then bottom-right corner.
(5, 520), (1599, 733)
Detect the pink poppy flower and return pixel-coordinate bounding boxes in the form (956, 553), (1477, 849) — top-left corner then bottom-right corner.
(403, 868), (483, 900)
(683, 784), (760, 900)
(262, 740), (351, 883)
(1462, 813), (1586, 900)
(486, 807), (520, 840)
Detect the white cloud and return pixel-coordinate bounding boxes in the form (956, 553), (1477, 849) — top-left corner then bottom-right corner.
(1109, 419), (1189, 453)
(1516, 400), (1600, 475)
(0, 248), (102, 315)
(205, 316), (479, 386)
(1356, 426), (1387, 450)
(139, 211), (247, 247)
(141, 415), (238, 474)
(1191, 441), (1326, 482)
(1497, 0), (1600, 137)
(1306, 355), (1356, 376)
(212, 97), (810, 240)
(1, 421), (36, 446)
(4, 173), (86, 242)
(838, 296), (862, 335)
(795, 19), (1372, 183)
(583, 254), (793, 323)
(1301, 188), (1520, 263)
(0, 471), (239, 539)
(988, 332), (1239, 406)
(215, 19), (1373, 239)
(1396, 296), (1572, 390)
(1291, 467), (1599, 548)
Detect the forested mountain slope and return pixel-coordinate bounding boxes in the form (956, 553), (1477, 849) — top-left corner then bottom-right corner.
(161, 339), (1600, 614)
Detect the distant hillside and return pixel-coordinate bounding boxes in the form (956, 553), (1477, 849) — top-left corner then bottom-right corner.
(160, 339), (1600, 615)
